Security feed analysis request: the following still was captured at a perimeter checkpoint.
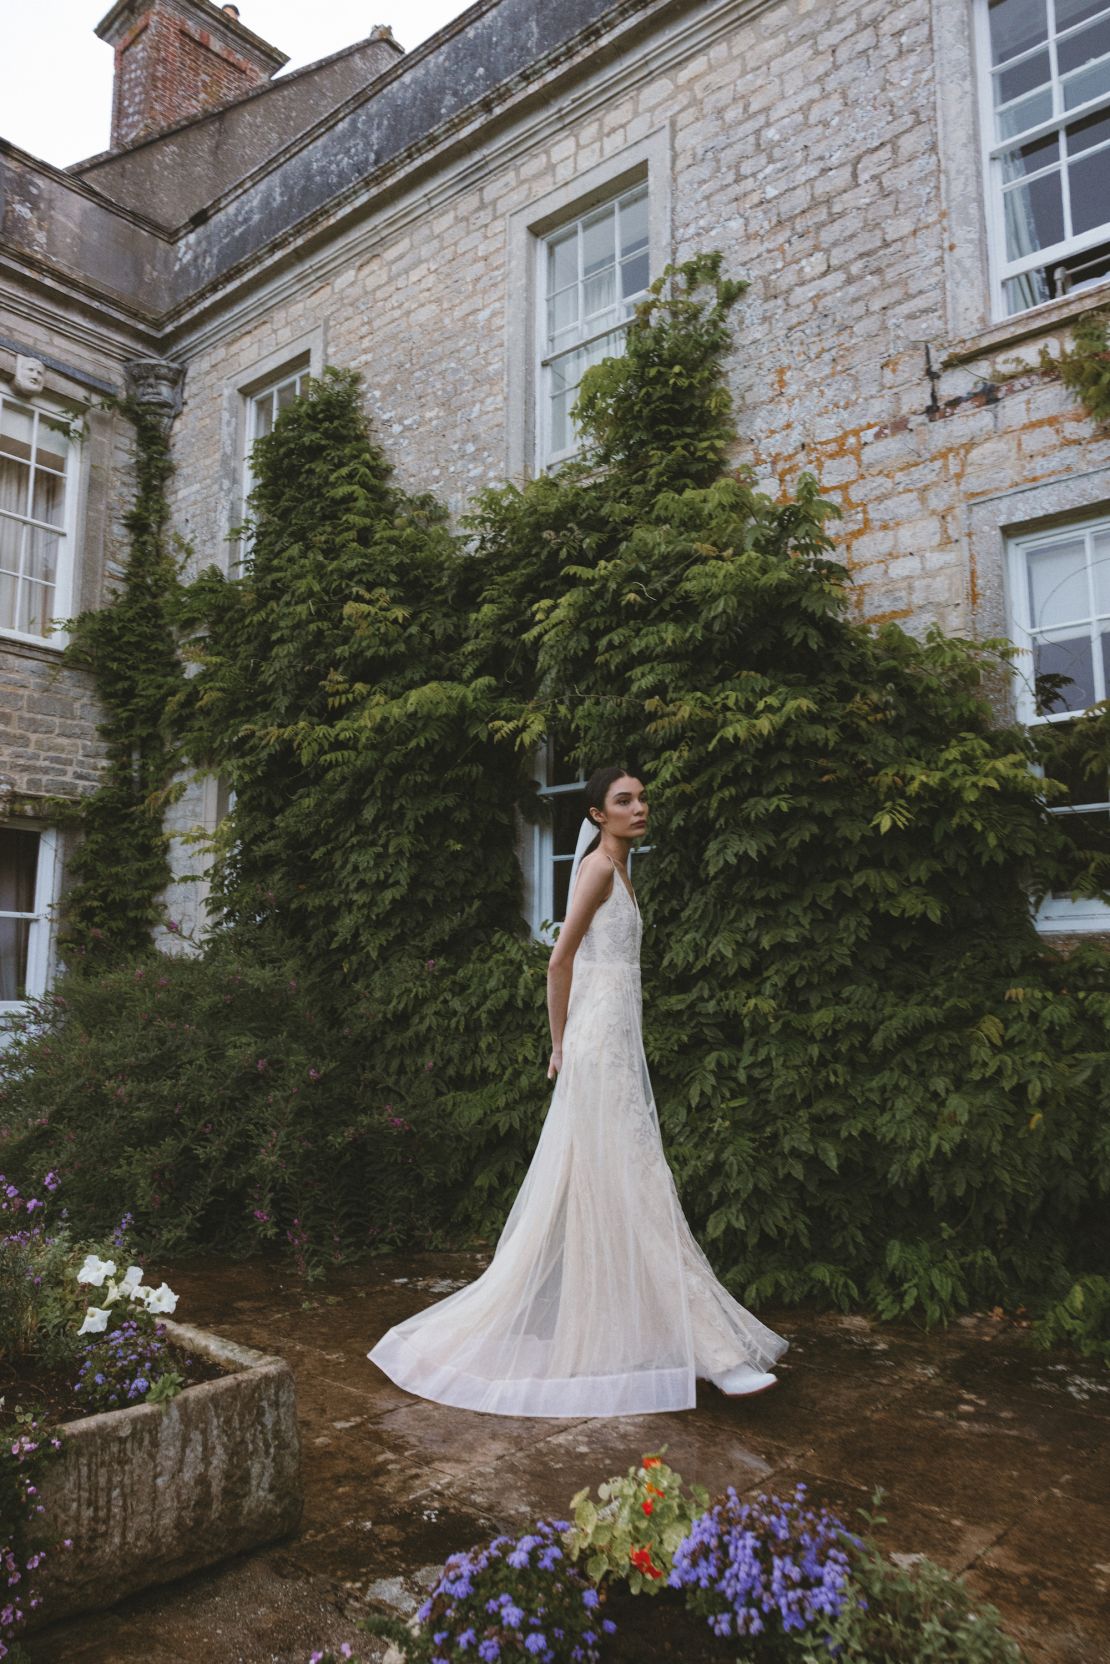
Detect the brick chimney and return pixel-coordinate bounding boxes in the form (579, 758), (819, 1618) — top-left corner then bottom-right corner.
(96, 0), (289, 151)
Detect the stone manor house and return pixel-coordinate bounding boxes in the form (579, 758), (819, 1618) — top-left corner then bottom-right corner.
(2, 0), (1110, 1018)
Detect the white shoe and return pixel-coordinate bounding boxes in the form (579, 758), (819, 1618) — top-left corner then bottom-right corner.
(710, 1362), (779, 1397)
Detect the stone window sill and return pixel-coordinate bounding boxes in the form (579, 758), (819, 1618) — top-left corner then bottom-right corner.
(942, 280), (1110, 369)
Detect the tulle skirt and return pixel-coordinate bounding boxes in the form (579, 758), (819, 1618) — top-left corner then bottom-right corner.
(367, 958), (789, 1416)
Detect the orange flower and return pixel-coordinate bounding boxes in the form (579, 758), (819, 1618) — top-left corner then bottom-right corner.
(642, 1456), (662, 1469)
(646, 1482), (664, 1497)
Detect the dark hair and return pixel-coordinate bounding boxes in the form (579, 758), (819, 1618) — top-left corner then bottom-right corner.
(581, 764), (638, 857)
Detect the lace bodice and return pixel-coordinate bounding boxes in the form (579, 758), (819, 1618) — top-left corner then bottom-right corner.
(575, 859), (641, 967)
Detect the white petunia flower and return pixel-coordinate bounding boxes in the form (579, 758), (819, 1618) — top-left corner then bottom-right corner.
(76, 1254), (116, 1287)
(102, 1279), (122, 1306)
(119, 1265), (145, 1298)
(78, 1306), (110, 1335)
(143, 1282), (178, 1314)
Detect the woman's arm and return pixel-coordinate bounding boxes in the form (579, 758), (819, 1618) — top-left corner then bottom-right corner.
(546, 852), (613, 1080)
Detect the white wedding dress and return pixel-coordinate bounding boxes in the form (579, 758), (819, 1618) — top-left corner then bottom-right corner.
(367, 857), (789, 1416)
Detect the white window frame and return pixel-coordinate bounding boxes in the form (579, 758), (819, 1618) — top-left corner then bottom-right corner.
(235, 360), (311, 563)
(534, 180), (652, 471)
(975, 0), (1110, 320)
(1006, 513), (1110, 931)
(530, 738), (652, 941)
(0, 390), (79, 651)
(0, 824), (60, 1019)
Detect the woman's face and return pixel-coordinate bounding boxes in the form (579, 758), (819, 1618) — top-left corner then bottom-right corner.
(595, 775), (648, 840)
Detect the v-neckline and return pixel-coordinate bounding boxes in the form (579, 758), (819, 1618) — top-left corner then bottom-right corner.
(607, 857), (639, 915)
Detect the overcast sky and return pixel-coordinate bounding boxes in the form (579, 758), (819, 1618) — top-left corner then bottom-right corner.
(2, 1), (469, 168)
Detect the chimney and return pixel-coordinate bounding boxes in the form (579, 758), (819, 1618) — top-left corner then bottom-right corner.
(95, 0), (289, 151)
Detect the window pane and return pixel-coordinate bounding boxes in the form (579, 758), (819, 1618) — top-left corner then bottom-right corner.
(1057, 12), (1110, 77)
(0, 401), (34, 463)
(621, 251), (651, 301)
(1033, 632), (1096, 709)
(0, 438), (29, 517)
(619, 189), (649, 260)
(1069, 145), (1110, 232)
(553, 857), (573, 923)
(1028, 538), (1089, 627)
(0, 568), (17, 631)
(549, 388), (573, 455)
(989, 0), (1047, 64)
(1066, 104), (1110, 151)
(0, 515), (24, 576)
(583, 265), (616, 320)
(581, 206), (617, 278)
(1004, 170), (1065, 257)
(1062, 51), (1110, 106)
(0, 917), (31, 1001)
(18, 576), (55, 637)
(0, 828), (39, 912)
(997, 47), (1052, 104)
(1093, 531), (1110, 612)
(24, 528), (59, 588)
(34, 430), (66, 473)
(552, 789), (588, 856)
(253, 394), (274, 440)
(547, 229), (578, 296)
(1057, 0), (1110, 31)
(547, 284), (579, 346)
(276, 377), (300, 413)
(32, 467), (64, 527)
(1001, 131), (1061, 180)
(997, 85), (1055, 138)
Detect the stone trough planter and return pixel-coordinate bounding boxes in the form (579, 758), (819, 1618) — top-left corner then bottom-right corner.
(23, 1320), (303, 1633)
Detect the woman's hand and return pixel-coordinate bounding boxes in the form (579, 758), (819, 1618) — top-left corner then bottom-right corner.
(547, 1048), (562, 1081)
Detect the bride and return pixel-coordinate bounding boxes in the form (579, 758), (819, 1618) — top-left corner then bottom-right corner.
(367, 764), (789, 1416)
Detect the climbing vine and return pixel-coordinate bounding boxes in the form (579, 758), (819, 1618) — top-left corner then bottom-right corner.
(54, 397), (188, 968)
(1039, 305), (1110, 426)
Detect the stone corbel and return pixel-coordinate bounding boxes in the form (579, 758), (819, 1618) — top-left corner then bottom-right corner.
(124, 357), (186, 429)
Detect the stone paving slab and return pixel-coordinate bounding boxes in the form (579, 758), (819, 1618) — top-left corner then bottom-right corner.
(23, 1251), (1110, 1664)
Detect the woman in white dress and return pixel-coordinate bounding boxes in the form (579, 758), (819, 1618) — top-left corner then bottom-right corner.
(367, 765), (789, 1416)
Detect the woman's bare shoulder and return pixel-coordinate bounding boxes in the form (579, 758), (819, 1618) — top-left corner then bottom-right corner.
(577, 849), (615, 889)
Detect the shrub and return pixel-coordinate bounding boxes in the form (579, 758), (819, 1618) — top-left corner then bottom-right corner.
(812, 1508), (1026, 1663)
(667, 1481), (859, 1653)
(363, 1519), (615, 1663)
(0, 944), (473, 1268)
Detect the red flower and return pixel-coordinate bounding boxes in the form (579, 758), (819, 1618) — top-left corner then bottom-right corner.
(630, 1546), (663, 1580)
(642, 1499), (654, 1516)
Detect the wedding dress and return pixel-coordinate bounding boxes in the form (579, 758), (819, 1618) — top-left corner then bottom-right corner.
(367, 856), (789, 1416)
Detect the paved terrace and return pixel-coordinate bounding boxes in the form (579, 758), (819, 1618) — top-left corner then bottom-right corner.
(25, 1252), (1110, 1664)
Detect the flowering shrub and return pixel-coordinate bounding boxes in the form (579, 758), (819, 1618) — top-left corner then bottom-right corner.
(668, 1481), (860, 1652)
(0, 1169), (88, 1373)
(566, 1450), (709, 1594)
(0, 1406), (70, 1662)
(74, 1316), (184, 1413)
(363, 1519), (616, 1663)
(1, 1169), (185, 1419)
